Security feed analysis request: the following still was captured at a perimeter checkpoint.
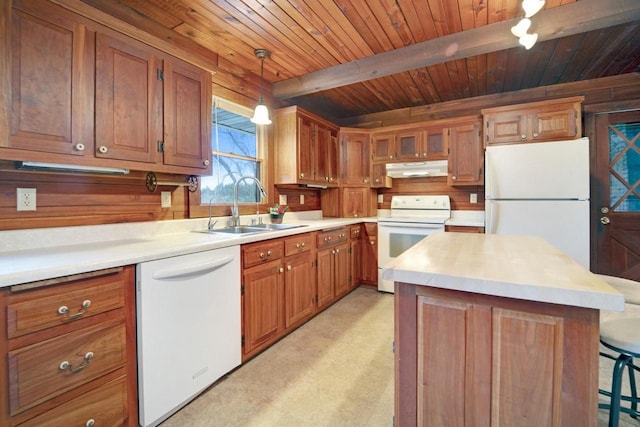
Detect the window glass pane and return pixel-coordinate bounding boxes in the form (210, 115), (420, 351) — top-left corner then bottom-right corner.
(201, 102), (261, 204)
(609, 122), (640, 212)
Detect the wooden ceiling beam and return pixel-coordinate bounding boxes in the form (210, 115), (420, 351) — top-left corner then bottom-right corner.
(273, 0), (640, 99)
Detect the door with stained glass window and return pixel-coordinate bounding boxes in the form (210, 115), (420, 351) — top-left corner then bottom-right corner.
(594, 111), (640, 279)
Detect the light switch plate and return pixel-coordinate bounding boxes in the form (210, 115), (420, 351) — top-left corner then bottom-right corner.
(279, 194), (287, 205)
(161, 191), (172, 208)
(470, 193), (477, 204)
(377, 194), (384, 203)
(300, 194), (305, 205)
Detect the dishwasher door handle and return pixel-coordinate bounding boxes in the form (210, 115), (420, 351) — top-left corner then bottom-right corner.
(151, 256), (235, 280)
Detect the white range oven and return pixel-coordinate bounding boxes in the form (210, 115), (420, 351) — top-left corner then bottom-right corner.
(377, 195), (451, 293)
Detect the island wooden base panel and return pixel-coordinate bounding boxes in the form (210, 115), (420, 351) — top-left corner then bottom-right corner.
(395, 283), (599, 427)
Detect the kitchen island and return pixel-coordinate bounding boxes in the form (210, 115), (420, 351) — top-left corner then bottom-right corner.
(383, 232), (624, 427)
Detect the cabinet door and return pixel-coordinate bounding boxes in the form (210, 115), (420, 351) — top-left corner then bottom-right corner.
(371, 132), (395, 162)
(341, 187), (368, 218)
(424, 126), (449, 159)
(326, 130), (340, 185)
(333, 242), (350, 299)
(371, 162), (391, 188)
(530, 106), (578, 141)
(298, 116), (315, 182)
(7, 4), (94, 156)
(95, 33), (162, 163)
(484, 112), (527, 145)
(340, 131), (370, 185)
(316, 247), (334, 309)
(163, 58), (212, 172)
(242, 260), (283, 356)
(396, 129), (424, 160)
(362, 224), (378, 285)
(350, 232), (363, 289)
(448, 121), (483, 185)
(284, 252), (316, 329)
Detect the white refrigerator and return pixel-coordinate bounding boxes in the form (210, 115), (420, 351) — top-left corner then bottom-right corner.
(485, 137), (590, 269)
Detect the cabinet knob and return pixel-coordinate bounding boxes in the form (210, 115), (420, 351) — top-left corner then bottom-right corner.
(414, 153), (419, 157)
(74, 143), (85, 152)
(287, 265), (292, 271)
(363, 178), (369, 183)
(452, 176), (457, 180)
(389, 155), (393, 159)
(533, 132), (539, 138)
(375, 178), (380, 183)
(521, 135), (527, 140)
(259, 250), (272, 260)
(98, 145), (108, 154)
(336, 248), (340, 253)
(300, 172), (305, 178)
(422, 152), (427, 157)
(370, 240), (375, 245)
(203, 159), (210, 166)
(86, 419), (95, 427)
(279, 267), (284, 273)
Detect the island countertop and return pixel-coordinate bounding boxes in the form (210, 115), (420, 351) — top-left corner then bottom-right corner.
(382, 232), (624, 311)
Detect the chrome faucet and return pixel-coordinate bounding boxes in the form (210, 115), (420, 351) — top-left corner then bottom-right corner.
(231, 176), (267, 227)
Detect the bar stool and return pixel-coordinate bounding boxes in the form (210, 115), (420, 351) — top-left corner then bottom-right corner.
(597, 274), (640, 427)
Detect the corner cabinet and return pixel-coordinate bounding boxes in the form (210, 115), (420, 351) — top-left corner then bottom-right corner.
(482, 96), (584, 146)
(2, 0), (212, 175)
(274, 106), (340, 187)
(448, 119), (483, 186)
(0, 267), (138, 426)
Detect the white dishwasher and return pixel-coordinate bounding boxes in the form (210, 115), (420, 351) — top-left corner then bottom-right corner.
(136, 245), (241, 427)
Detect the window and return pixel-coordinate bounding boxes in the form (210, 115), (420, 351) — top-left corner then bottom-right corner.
(200, 98), (265, 205)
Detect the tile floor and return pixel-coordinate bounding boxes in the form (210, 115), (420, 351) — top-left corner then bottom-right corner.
(160, 286), (639, 427)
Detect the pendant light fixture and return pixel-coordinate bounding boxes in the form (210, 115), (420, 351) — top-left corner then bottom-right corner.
(250, 48), (272, 125)
(511, 0), (545, 50)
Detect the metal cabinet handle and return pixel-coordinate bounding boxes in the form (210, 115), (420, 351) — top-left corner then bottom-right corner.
(59, 351), (94, 373)
(98, 146), (108, 154)
(58, 300), (91, 319)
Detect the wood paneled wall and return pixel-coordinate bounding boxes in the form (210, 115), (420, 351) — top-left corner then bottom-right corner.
(0, 164), (188, 230)
(378, 177), (485, 211)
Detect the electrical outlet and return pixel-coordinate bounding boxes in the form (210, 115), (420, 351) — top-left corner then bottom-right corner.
(470, 193), (477, 204)
(300, 194), (305, 205)
(161, 191), (172, 208)
(17, 188), (36, 211)
(279, 194), (287, 205)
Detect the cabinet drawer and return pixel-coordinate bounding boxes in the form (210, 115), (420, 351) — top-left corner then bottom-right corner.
(18, 376), (128, 427)
(316, 228), (347, 249)
(242, 240), (284, 268)
(7, 270), (126, 339)
(284, 234), (313, 256)
(349, 225), (362, 240)
(8, 320), (127, 415)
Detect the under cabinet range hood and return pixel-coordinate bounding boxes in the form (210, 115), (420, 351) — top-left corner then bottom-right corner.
(385, 160), (448, 178)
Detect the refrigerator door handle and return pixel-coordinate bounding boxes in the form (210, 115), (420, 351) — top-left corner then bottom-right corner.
(486, 201), (497, 234)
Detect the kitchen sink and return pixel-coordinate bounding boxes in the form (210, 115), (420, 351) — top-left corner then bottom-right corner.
(196, 223), (307, 236)
(248, 223), (308, 230)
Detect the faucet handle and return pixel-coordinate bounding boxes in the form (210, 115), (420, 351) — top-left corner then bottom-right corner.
(208, 219), (218, 231)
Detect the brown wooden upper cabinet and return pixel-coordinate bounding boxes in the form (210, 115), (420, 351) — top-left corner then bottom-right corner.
(371, 132), (396, 162)
(482, 96), (584, 146)
(340, 129), (370, 185)
(2, 0), (212, 175)
(274, 106), (340, 187)
(448, 119), (483, 186)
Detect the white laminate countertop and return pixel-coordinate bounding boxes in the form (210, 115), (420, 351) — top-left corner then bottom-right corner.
(446, 210), (485, 227)
(0, 212), (374, 287)
(382, 232), (624, 311)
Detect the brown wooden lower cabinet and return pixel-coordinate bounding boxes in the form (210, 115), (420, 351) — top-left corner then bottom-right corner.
(395, 283), (599, 427)
(0, 267), (137, 427)
(361, 223), (378, 285)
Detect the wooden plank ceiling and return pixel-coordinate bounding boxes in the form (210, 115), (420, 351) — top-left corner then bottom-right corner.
(82, 0), (640, 122)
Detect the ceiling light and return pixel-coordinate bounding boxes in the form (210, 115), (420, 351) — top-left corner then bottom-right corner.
(511, 18), (531, 38)
(250, 48), (272, 125)
(519, 33), (539, 50)
(522, 0), (545, 18)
